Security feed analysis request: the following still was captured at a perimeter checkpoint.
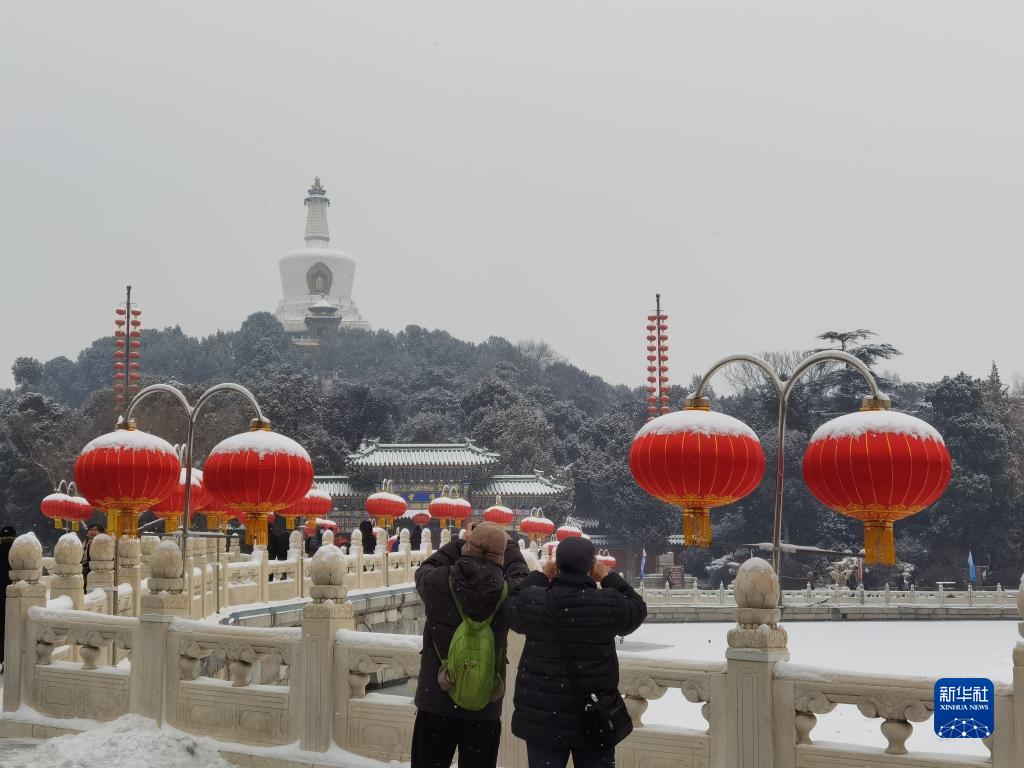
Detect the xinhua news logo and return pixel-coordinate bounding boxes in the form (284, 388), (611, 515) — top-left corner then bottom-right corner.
(934, 678), (994, 739)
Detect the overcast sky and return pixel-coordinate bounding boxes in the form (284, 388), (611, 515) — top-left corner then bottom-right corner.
(2, 2), (1022, 394)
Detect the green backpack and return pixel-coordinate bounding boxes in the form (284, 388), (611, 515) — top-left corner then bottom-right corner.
(435, 575), (509, 711)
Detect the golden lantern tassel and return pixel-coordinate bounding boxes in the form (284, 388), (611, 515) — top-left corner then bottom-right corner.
(286, 517), (294, 530)
(682, 508), (712, 548)
(863, 520), (896, 565)
(106, 511), (120, 538)
(54, 517), (63, 529)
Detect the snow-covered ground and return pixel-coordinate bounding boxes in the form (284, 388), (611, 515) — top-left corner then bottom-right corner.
(0, 713), (396, 768)
(622, 621), (1019, 758)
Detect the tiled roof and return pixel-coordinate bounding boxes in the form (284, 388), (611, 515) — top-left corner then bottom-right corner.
(347, 441), (500, 469)
(314, 476), (365, 498)
(472, 474), (566, 497)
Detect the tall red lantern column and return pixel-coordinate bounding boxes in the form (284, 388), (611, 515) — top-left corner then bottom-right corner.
(803, 407), (952, 565)
(74, 423), (180, 538)
(630, 403), (765, 547)
(203, 422), (313, 548)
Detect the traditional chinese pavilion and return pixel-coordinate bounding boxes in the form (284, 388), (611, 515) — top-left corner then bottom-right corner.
(315, 439), (567, 532)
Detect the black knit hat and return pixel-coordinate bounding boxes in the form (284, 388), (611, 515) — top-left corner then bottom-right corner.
(555, 536), (596, 575)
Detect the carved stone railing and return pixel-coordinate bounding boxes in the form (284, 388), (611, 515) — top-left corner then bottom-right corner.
(26, 606), (138, 721)
(618, 655), (724, 733)
(774, 662), (1014, 767)
(166, 617), (303, 746)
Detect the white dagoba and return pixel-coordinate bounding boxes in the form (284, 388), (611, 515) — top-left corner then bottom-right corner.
(275, 177), (369, 334)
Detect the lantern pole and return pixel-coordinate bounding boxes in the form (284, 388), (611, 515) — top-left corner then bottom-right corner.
(691, 350), (889, 577)
(122, 382), (268, 582)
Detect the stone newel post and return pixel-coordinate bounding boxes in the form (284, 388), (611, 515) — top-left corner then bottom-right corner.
(118, 536), (142, 615)
(132, 540), (187, 723)
(725, 557), (789, 768)
(3, 533), (46, 713)
(87, 533), (116, 613)
(50, 533), (85, 610)
(301, 542), (354, 752)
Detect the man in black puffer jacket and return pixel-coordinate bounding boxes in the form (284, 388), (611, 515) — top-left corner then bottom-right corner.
(413, 522), (530, 768)
(503, 536), (646, 768)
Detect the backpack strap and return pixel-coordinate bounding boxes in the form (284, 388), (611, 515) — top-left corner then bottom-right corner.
(448, 575), (509, 627)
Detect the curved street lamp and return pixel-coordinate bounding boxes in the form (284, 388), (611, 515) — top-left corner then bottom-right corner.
(688, 350), (889, 574)
(121, 382), (268, 558)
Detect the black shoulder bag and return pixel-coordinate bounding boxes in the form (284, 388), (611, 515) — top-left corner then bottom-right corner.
(546, 588), (633, 749)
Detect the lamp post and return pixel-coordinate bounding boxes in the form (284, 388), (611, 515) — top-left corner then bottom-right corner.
(122, 382), (269, 561)
(688, 350), (888, 575)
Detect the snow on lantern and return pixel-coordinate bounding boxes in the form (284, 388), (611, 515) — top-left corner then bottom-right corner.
(365, 480), (407, 528)
(483, 494), (515, 527)
(556, 524), (582, 541)
(151, 468), (208, 533)
(283, 486), (333, 530)
(40, 492), (92, 531)
(597, 550), (617, 568)
(202, 423), (313, 548)
(429, 485), (471, 528)
(802, 408), (952, 565)
(519, 510), (555, 542)
(74, 424), (180, 538)
(629, 405), (765, 548)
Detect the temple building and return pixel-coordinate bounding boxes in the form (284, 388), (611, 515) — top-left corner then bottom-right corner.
(275, 177), (369, 341)
(314, 440), (567, 532)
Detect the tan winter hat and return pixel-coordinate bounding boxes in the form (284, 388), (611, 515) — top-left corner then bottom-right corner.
(463, 521), (507, 566)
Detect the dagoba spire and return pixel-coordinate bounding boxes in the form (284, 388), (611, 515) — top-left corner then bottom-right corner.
(303, 176), (330, 246)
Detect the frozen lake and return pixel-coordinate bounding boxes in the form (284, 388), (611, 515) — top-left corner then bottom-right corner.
(622, 621), (1020, 757)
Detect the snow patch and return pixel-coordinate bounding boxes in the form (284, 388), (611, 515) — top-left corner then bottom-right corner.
(207, 430), (311, 461)
(810, 410), (943, 443)
(80, 429), (177, 456)
(636, 409), (758, 440)
(1, 713), (232, 768)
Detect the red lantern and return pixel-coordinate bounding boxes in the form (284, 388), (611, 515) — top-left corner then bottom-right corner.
(410, 509), (432, 526)
(203, 426), (313, 547)
(40, 493), (92, 530)
(597, 550), (617, 568)
(803, 408), (952, 565)
(283, 486), (333, 529)
(483, 501), (515, 527)
(543, 540), (558, 557)
(519, 512), (555, 541)
(556, 524), (582, 541)
(629, 405), (765, 547)
(151, 468), (209, 532)
(428, 489), (471, 528)
(365, 488), (407, 528)
(74, 425), (180, 537)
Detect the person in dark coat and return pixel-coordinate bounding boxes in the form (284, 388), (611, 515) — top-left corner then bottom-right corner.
(268, 523), (290, 580)
(0, 525), (17, 667)
(503, 536), (647, 768)
(358, 519), (377, 554)
(410, 524), (423, 551)
(412, 521), (530, 768)
(80, 523), (103, 583)
(305, 526), (322, 557)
